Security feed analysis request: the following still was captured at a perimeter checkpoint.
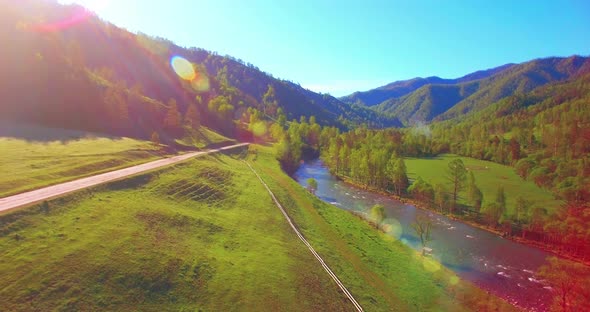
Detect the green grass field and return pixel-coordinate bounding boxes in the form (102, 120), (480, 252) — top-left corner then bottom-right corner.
(0, 151), (351, 311)
(0, 136), (163, 198)
(175, 126), (235, 149)
(405, 154), (563, 215)
(0, 147), (515, 311)
(0, 124), (234, 198)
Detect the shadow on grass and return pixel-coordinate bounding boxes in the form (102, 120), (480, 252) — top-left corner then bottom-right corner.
(0, 122), (123, 143)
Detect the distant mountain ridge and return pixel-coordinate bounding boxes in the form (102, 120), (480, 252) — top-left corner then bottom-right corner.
(340, 63), (515, 107)
(342, 56), (590, 125)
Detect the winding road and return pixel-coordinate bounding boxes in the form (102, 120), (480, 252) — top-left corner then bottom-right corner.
(0, 143), (249, 213)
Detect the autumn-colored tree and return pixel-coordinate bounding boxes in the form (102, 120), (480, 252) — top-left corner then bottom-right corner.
(538, 257), (590, 312)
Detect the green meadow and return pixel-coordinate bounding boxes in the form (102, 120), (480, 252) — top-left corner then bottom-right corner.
(0, 124), (233, 198)
(405, 154), (563, 215)
(0, 147), (515, 311)
(175, 126), (235, 149)
(0, 136), (162, 198)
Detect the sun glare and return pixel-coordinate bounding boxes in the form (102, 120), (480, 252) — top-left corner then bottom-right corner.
(171, 56), (196, 81)
(59, 0), (112, 13)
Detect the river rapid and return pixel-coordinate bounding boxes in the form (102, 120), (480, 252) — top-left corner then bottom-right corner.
(294, 159), (555, 311)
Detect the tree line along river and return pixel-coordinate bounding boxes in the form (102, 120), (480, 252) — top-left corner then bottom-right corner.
(294, 159), (555, 312)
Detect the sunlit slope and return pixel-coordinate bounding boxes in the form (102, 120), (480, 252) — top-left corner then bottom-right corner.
(405, 154), (562, 215)
(0, 153), (350, 311)
(0, 122), (235, 197)
(0, 147), (515, 311)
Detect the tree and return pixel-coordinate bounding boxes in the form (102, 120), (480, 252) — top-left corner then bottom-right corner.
(390, 158), (409, 196)
(466, 171), (483, 211)
(538, 257), (590, 312)
(408, 177), (434, 203)
(370, 204), (386, 227)
(495, 186), (506, 212)
(514, 196), (531, 223)
(306, 178), (318, 195)
(509, 137), (521, 163)
(262, 84), (278, 116)
(411, 216), (433, 255)
(446, 159), (467, 214)
(482, 202), (503, 227)
(151, 131), (160, 146)
(103, 84), (129, 132)
(433, 183), (450, 212)
(164, 98), (181, 133)
(184, 103), (200, 128)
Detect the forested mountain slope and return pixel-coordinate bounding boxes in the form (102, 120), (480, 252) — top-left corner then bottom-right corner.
(0, 0), (399, 145)
(341, 63), (513, 107)
(343, 57), (589, 125)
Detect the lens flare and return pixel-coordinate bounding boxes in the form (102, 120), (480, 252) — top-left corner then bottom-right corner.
(170, 56), (211, 93)
(190, 75), (211, 92)
(171, 56), (196, 81)
(251, 121), (268, 137)
(383, 218), (403, 240)
(422, 257), (442, 272)
(33, 6), (94, 32)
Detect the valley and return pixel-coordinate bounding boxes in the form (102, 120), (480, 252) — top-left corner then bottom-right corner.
(0, 0), (589, 311)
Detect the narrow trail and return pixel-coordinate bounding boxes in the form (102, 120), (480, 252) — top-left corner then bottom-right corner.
(0, 143), (249, 213)
(245, 161), (364, 312)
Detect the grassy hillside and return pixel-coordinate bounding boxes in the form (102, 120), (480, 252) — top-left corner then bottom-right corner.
(174, 126), (235, 149)
(0, 123), (237, 198)
(405, 154), (563, 215)
(0, 146), (515, 311)
(0, 151), (352, 311)
(0, 136), (161, 198)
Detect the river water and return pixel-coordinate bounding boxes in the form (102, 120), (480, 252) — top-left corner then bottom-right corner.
(294, 159), (554, 311)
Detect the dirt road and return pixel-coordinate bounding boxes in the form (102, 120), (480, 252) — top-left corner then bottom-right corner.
(0, 143), (249, 213)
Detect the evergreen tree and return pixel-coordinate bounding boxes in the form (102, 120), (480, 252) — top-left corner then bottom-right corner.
(184, 103), (200, 128)
(164, 98), (181, 133)
(446, 159), (467, 214)
(467, 171), (483, 211)
(434, 183), (450, 212)
(495, 186), (507, 212)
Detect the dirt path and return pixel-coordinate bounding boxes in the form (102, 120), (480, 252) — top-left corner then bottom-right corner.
(0, 143), (249, 213)
(245, 161), (364, 312)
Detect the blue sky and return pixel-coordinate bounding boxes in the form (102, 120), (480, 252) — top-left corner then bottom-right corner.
(60, 0), (590, 96)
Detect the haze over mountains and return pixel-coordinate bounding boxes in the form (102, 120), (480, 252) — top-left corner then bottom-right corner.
(342, 56), (590, 125)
